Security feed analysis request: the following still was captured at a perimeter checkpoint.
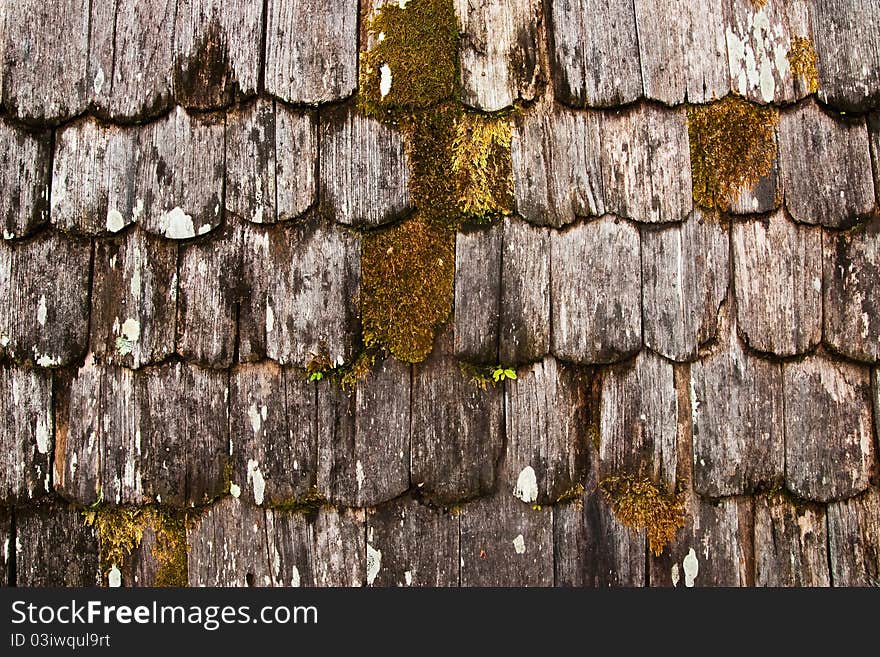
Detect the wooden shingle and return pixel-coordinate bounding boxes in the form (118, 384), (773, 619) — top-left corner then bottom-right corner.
(0, 120), (51, 240)
(16, 503), (100, 586)
(754, 495), (829, 587)
(826, 488), (880, 586)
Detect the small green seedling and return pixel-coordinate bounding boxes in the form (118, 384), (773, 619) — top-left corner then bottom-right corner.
(308, 371), (324, 382)
(492, 367), (517, 383)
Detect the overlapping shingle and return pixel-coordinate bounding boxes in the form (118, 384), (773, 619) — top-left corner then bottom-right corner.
(0, 120), (51, 240)
(754, 495), (829, 587)
(16, 502), (99, 587)
(826, 488), (880, 586)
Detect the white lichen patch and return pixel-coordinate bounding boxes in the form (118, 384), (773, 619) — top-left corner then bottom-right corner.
(683, 548), (699, 587)
(247, 403), (262, 435)
(108, 565), (122, 588)
(671, 563), (680, 587)
(513, 534), (526, 555)
(36, 295), (47, 326)
(0, 335), (9, 348)
(121, 318), (140, 343)
(247, 459), (266, 506)
(356, 460), (365, 491)
(291, 566), (301, 588)
(106, 209), (126, 233)
(366, 544), (382, 585)
(379, 64), (393, 98)
(35, 417), (51, 454)
(93, 67), (105, 96)
(2, 230), (14, 240)
(130, 269), (142, 298)
(252, 206), (265, 224)
(35, 353), (61, 368)
(513, 466), (538, 504)
(132, 198), (145, 222)
(229, 482), (241, 498)
(266, 299), (275, 334)
(198, 224), (211, 235)
(160, 207), (195, 239)
(404, 570), (413, 586)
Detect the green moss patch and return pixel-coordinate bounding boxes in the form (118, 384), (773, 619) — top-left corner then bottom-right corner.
(599, 475), (686, 556)
(788, 36), (820, 94)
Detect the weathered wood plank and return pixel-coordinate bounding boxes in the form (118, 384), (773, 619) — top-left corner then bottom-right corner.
(316, 358), (411, 508)
(454, 224), (501, 364)
(812, 0), (880, 112)
(548, 0), (642, 107)
(411, 327), (504, 504)
(0, 365), (53, 501)
(455, 0), (540, 111)
(366, 495), (459, 587)
(641, 210), (729, 362)
(783, 355), (874, 503)
(264, 0), (359, 104)
(728, 154), (780, 216)
(172, 0), (263, 110)
(826, 488), (880, 586)
(2, 0), (90, 123)
(91, 228), (178, 369)
(0, 120), (51, 239)
(310, 506), (365, 587)
(733, 211), (822, 356)
(460, 491), (553, 586)
(691, 322), (784, 497)
(504, 357), (589, 506)
(226, 100), (317, 225)
(550, 217), (642, 364)
(754, 495), (829, 587)
(602, 104), (693, 224)
(265, 509), (313, 587)
(823, 218), (880, 363)
(236, 224), (271, 362)
(0, 508), (9, 585)
(16, 503), (99, 586)
(500, 217), (551, 364)
(512, 107), (605, 227)
(870, 113), (880, 201)
(779, 100), (876, 228)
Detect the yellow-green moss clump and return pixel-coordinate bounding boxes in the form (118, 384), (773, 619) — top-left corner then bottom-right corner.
(599, 475), (686, 556)
(788, 36), (820, 94)
(687, 96), (778, 210)
(452, 113), (514, 219)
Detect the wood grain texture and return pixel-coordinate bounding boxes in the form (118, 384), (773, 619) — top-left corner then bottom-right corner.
(728, 153), (780, 215)
(641, 210), (729, 362)
(453, 224), (501, 363)
(264, 0), (359, 104)
(0, 120), (51, 239)
(550, 217), (642, 364)
(319, 104), (410, 227)
(16, 503), (99, 586)
(0, 508), (9, 585)
(783, 355), (874, 503)
(455, 0), (541, 111)
(823, 218), (880, 363)
(870, 113), (880, 203)
(733, 211), (822, 357)
(779, 100), (876, 228)
(309, 506), (365, 586)
(0, 365), (53, 502)
(826, 488), (880, 586)
(754, 495), (829, 587)
(548, 0), (642, 107)
(236, 224), (272, 362)
(366, 495), (459, 587)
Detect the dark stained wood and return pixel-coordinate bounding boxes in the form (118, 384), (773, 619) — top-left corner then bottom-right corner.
(264, 0), (359, 104)
(754, 495), (830, 587)
(309, 506), (365, 586)
(823, 218), (880, 363)
(783, 355), (874, 503)
(319, 104), (411, 227)
(16, 502), (100, 586)
(236, 224), (272, 362)
(459, 491), (553, 586)
(826, 488), (880, 586)
(550, 217), (642, 364)
(0, 365), (53, 501)
(728, 155), (780, 215)
(91, 228), (178, 369)
(870, 113), (880, 199)
(641, 210), (729, 362)
(454, 224), (501, 364)
(733, 211), (822, 356)
(779, 100), (876, 228)
(366, 495), (459, 587)
(0, 120), (51, 239)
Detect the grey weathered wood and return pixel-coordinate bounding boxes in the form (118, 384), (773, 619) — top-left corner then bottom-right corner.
(136, 107), (225, 239)
(870, 113), (880, 201)
(601, 104), (693, 224)
(226, 100), (317, 225)
(265, 509), (313, 586)
(823, 218), (880, 363)
(236, 224), (271, 362)
(691, 322), (784, 497)
(779, 100), (876, 228)
(548, 0), (642, 107)
(728, 154), (780, 215)
(733, 211), (822, 356)
(91, 227), (178, 369)
(89, 0), (176, 121)
(0, 508), (9, 584)
(51, 118), (142, 235)
(500, 217), (551, 364)
(0, 364), (53, 501)
(264, 222), (361, 367)
(600, 350), (678, 493)
(826, 488), (880, 586)
(172, 0), (263, 110)
(2, 0), (90, 123)
(784, 355), (874, 503)
(455, 0), (540, 111)
(512, 107), (605, 227)
(229, 362), (317, 506)
(411, 327), (504, 504)
(316, 357), (411, 508)
(0, 120), (51, 239)
(812, 0), (880, 112)
(264, 0), (359, 104)
(550, 217), (642, 364)
(0, 231), (90, 368)
(754, 495), (830, 587)
(310, 506), (365, 586)
(366, 495), (459, 587)
(504, 357), (589, 506)
(454, 224), (501, 363)
(16, 503), (99, 586)
(319, 105), (410, 227)
(641, 210), (729, 362)
(460, 491), (553, 586)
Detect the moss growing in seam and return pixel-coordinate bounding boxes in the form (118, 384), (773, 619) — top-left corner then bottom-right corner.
(361, 215), (455, 363)
(687, 96), (778, 210)
(788, 36), (820, 94)
(599, 475), (686, 556)
(452, 113), (514, 221)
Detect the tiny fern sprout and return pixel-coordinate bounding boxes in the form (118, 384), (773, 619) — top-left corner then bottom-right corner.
(309, 371), (323, 382)
(491, 367), (517, 383)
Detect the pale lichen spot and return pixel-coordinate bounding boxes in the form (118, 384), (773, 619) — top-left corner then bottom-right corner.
(252, 206), (265, 224)
(35, 417), (50, 455)
(291, 565), (301, 588)
(130, 268), (142, 298)
(36, 295), (47, 327)
(247, 404), (262, 434)
(93, 67), (105, 96)
(671, 563), (680, 587)
(366, 544), (382, 585)
(513, 465), (538, 504)
(266, 299), (275, 333)
(356, 460), (365, 491)
(513, 534), (526, 554)
(108, 565), (122, 588)
(379, 64), (393, 98)
(106, 209), (126, 233)
(198, 223), (211, 235)
(2, 230), (13, 240)
(404, 570), (413, 586)
(229, 482), (241, 498)
(247, 459), (266, 506)
(132, 198), (145, 222)
(35, 353), (61, 368)
(161, 207), (196, 239)
(683, 548), (699, 587)
(121, 318), (141, 343)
